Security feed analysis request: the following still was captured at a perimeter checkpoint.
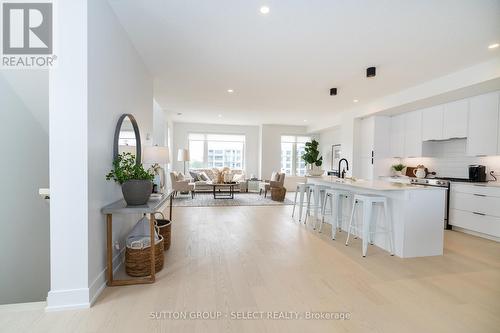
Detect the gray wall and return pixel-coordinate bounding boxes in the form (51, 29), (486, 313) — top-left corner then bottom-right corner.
(87, 0), (154, 298)
(0, 71), (49, 304)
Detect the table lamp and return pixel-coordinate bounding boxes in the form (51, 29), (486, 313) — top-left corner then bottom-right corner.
(177, 148), (190, 174)
(143, 145), (170, 193)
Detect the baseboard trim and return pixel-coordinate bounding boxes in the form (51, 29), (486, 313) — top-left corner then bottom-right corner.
(45, 247), (126, 312)
(0, 301), (46, 313)
(452, 226), (500, 242)
(89, 247), (126, 306)
(45, 288), (90, 312)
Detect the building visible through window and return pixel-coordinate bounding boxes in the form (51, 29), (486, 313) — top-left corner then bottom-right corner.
(280, 135), (311, 176)
(188, 133), (245, 170)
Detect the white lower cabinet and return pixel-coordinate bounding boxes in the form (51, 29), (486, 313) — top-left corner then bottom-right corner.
(449, 183), (500, 239)
(449, 210), (500, 238)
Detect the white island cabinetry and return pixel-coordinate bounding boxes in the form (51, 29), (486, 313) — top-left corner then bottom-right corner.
(307, 177), (446, 258)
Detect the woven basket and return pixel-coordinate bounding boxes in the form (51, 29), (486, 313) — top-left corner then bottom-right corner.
(271, 187), (286, 202)
(154, 212), (171, 251)
(125, 236), (164, 277)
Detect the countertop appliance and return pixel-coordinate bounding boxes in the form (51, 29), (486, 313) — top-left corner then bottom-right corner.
(469, 165), (487, 182)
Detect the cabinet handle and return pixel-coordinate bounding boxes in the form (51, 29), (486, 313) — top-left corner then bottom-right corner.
(473, 212), (486, 216)
(473, 193), (486, 197)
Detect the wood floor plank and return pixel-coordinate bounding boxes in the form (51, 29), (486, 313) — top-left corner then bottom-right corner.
(2, 204), (499, 332)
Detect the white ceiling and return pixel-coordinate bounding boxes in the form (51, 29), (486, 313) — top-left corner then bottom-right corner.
(108, 0), (500, 129)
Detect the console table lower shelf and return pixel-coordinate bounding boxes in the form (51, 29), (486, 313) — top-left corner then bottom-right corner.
(101, 192), (173, 286)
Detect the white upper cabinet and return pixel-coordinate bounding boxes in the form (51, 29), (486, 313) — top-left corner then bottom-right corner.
(443, 99), (468, 139)
(404, 110), (422, 157)
(422, 105), (444, 141)
(390, 114), (405, 158)
(467, 92), (499, 156)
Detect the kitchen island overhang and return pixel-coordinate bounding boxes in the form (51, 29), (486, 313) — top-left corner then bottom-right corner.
(307, 176), (447, 258)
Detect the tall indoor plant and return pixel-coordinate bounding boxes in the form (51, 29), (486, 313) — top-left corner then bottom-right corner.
(106, 152), (155, 205)
(302, 139), (324, 176)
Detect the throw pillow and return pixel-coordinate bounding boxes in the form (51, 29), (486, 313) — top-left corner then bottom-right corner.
(233, 173), (244, 182)
(189, 171), (199, 181)
(205, 169), (215, 181)
(199, 172), (210, 181)
(270, 171), (278, 181)
(177, 172), (185, 181)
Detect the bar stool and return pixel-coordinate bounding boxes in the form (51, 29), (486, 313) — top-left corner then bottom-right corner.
(318, 189), (352, 239)
(305, 184), (330, 226)
(292, 183), (313, 222)
(345, 194), (395, 257)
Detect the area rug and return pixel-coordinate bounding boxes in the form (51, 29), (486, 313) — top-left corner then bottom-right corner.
(172, 192), (294, 207)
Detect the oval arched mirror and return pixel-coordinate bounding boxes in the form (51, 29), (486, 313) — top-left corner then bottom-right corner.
(113, 114), (142, 164)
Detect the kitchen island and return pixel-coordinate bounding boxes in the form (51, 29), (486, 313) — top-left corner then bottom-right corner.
(307, 176), (447, 258)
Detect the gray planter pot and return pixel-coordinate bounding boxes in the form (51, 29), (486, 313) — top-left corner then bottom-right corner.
(121, 180), (152, 205)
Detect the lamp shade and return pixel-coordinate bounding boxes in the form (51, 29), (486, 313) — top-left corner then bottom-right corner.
(177, 148), (190, 162)
(143, 146), (170, 164)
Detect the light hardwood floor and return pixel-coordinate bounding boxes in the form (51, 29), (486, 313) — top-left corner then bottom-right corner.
(1, 204), (500, 333)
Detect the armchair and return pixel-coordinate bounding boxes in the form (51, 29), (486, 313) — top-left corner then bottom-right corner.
(170, 171), (195, 198)
(259, 172), (285, 198)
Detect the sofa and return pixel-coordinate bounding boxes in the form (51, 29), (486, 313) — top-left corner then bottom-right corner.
(188, 168), (248, 192)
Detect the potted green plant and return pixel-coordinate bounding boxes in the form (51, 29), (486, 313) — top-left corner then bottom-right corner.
(392, 163), (406, 177)
(302, 139), (324, 176)
(106, 152), (155, 205)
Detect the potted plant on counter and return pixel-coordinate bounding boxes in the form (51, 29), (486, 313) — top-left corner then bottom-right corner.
(302, 139), (324, 176)
(392, 163), (406, 177)
(106, 152), (155, 205)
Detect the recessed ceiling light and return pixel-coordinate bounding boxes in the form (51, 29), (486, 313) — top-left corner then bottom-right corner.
(260, 6), (270, 14)
(353, 99), (359, 103)
(218, 114), (222, 118)
(303, 119), (307, 122)
(488, 43), (499, 49)
(227, 89), (234, 93)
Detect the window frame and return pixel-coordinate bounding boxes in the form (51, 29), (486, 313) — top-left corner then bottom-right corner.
(187, 132), (246, 170)
(280, 135), (311, 176)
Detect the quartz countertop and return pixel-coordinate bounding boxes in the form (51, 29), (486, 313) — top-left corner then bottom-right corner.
(307, 176), (446, 191)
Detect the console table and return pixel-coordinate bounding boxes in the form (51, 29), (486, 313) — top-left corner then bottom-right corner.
(101, 191), (173, 286)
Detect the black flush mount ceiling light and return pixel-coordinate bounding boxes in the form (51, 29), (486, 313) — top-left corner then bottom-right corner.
(366, 67), (376, 78)
(330, 88), (338, 96)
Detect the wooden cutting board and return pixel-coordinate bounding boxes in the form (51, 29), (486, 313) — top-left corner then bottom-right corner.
(406, 166), (428, 178)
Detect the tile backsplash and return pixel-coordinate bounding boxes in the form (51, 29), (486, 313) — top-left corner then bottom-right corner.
(402, 139), (500, 181)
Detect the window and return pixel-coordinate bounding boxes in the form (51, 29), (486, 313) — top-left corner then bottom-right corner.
(188, 133), (245, 170)
(280, 135), (311, 176)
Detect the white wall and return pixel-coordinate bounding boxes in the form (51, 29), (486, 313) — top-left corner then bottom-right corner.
(47, 0), (90, 310)
(317, 126), (342, 170)
(0, 71), (49, 304)
(87, 0), (153, 303)
(172, 122), (260, 177)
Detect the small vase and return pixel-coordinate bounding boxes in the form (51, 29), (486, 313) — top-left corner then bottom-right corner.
(122, 180), (153, 205)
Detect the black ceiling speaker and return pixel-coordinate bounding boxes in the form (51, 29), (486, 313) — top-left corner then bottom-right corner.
(367, 67), (376, 77)
(330, 88), (337, 96)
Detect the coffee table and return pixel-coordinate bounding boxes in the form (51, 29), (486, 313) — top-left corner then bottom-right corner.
(209, 183), (239, 199)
